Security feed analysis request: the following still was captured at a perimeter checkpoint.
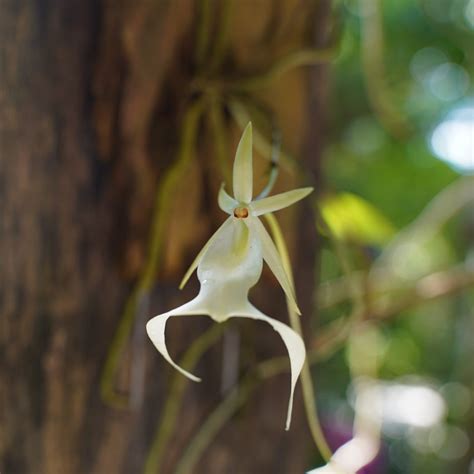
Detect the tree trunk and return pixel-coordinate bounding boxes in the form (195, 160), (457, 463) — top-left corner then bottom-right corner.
(0, 1), (331, 472)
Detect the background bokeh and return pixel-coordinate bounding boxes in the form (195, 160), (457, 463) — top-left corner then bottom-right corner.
(317, 1), (474, 472)
(1, 0), (473, 473)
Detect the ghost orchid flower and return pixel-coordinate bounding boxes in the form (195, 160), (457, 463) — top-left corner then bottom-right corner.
(146, 122), (313, 429)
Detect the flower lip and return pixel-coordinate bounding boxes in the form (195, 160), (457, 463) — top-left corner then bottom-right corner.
(233, 206), (249, 219)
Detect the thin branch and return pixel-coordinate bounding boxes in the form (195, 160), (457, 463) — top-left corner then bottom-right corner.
(313, 264), (474, 361)
(375, 264), (474, 321)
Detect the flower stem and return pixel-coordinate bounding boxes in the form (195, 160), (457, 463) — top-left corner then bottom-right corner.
(264, 213), (333, 462)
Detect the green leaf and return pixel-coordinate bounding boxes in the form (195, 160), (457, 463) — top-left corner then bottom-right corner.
(320, 192), (395, 245)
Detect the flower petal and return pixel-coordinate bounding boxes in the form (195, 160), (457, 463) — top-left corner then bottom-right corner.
(251, 187), (313, 216)
(306, 462), (348, 474)
(218, 184), (238, 214)
(179, 217), (233, 290)
(146, 299), (208, 382)
(197, 218), (263, 322)
(230, 304), (306, 430)
(147, 298), (306, 429)
(232, 218), (250, 258)
(248, 217), (301, 315)
(233, 122), (253, 203)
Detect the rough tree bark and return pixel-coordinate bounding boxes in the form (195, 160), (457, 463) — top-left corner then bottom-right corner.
(0, 1), (331, 473)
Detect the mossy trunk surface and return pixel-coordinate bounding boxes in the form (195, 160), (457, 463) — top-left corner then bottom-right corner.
(0, 1), (331, 472)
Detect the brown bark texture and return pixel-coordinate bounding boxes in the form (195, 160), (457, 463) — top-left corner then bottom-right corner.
(0, 0), (331, 472)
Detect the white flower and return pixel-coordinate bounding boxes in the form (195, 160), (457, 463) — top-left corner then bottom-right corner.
(146, 123), (313, 429)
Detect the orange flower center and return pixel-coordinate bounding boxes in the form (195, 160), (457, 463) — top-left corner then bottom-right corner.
(233, 207), (249, 219)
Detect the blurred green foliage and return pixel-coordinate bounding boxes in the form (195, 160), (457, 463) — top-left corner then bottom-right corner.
(314, 1), (474, 472)
(320, 192), (396, 244)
